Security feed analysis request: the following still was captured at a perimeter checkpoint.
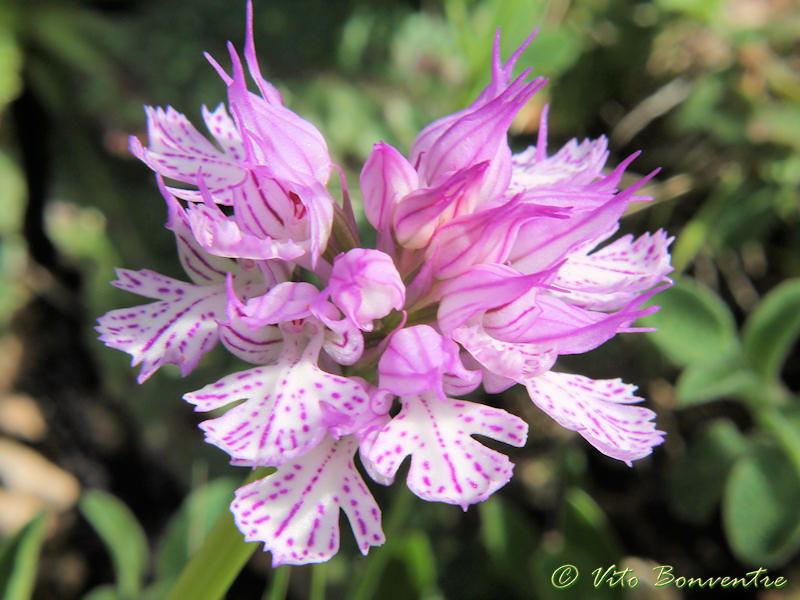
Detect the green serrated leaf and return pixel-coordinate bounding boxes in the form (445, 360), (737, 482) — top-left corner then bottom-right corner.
(742, 279), (800, 382)
(0, 512), (47, 600)
(669, 420), (748, 525)
(79, 490), (148, 600)
(641, 278), (739, 367)
(723, 442), (800, 566)
(676, 355), (758, 405)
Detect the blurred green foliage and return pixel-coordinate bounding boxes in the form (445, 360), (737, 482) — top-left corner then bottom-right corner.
(1, 0), (799, 598)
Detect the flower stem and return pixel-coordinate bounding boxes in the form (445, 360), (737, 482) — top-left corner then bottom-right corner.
(347, 487), (415, 600)
(309, 562), (327, 600)
(263, 566), (291, 600)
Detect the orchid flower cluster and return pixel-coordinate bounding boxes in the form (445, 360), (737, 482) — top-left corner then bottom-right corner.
(97, 5), (673, 566)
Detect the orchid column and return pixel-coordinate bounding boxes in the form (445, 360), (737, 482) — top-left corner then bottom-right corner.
(97, 2), (672, 567)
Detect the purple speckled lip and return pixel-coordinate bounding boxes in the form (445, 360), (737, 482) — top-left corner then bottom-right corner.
(96, 0), (673, 565)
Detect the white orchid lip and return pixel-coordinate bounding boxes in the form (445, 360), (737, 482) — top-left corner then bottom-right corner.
(98, 0), (673, 567)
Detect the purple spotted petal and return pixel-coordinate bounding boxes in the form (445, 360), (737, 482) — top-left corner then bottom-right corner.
(452, 320), (557, 383)
(552, 230), (674, 310)
(363, 393), (527, 508)
(509, 125), (610, 192)
(129, 106), (245, 199)
(231, 435), (384, 566)
(96, 269), (226, 383)
(484, 285), (664, 355)
(202, 102), (246, 161)
(525, 371), (664, 464)
(185, 334), (369, 466)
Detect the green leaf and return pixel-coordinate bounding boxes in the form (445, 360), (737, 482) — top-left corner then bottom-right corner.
(163, 508), (258, 600)
(723, 442), (800, 566)
(742, 279), (800, 382)
(654, 0), (721, 22)
(641, 278), (739, 367)
(82, 585), (119, 600)
(530, 487), (625, 600)
(669, 420), (748, 524)
(0, 24), (22, 116)
(155, 477), (236, 582)
(0, 512), (47, 600)
(163, 469), (272, 600)
(79, 490), (148, 600)
(562, 488), (621, 565)
(395, 531), (439, 597)
(676, 355), (759, 405)
(749, 104), (800, 152)
(479, 494), (537, 595)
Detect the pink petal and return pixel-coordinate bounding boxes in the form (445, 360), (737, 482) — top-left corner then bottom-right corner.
(525, 371), (664, 464)
(484, 286), (664, 355)
(229, 280), (319, 329)
(436, 264), (548, 335)
(509, 136), (609, 192)
(224, 41), (331, 186)
(363, 393), (527, 508)
(96, 270), (226, 383)
(159, 177), (234, 285)
(184, 192), (305, 261)
(219, 318), (283, 365)
(412, 73), (543, 197)
(328, 249), (405, 331)
(552, 230), (674, 310)
(186, 339), (370, 466)
(360, 142), (419, 233)
(231, 435), (384, 566)
(129, 106), (245, 193)
(452, 320), (557, 383)
(430, 198), (564, 279)
(316, 302), (365, 366)
(378, 325), (480, 400)
(509, 162), (657, 274)
(394, 161), (489, 250)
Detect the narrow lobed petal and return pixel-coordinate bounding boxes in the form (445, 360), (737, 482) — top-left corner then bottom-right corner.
(363, 392), (527, 508)
(231, 435), (385, 566)
(525, 371), (664, 464)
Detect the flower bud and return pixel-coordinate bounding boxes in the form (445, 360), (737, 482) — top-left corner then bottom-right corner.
(328, 249), (405, 331)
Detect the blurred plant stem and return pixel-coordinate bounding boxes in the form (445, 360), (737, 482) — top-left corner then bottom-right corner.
(310, 562), (327, 600)
(347, 486), (415, 600)
(263, 565), (291, 600)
